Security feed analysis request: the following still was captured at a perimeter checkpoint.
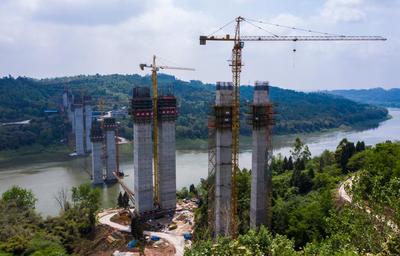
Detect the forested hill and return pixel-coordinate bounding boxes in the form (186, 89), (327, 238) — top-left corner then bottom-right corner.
(328, 87), (400, 108)
(0, 75), (388, 150)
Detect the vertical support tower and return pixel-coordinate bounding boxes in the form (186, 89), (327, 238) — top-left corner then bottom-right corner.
(91, 120), (104, 185)
(157, 95), (177, 210)
(103, 117), (117, 182)
(214, 81), (233, 236)
(131, 87), (154, 213)
(84, 96), (93, 153)
(68, 93), (75, 133)
(62, 88), (68, 110)
(249, 81), (273, 229)
(74, 97), (85, 155)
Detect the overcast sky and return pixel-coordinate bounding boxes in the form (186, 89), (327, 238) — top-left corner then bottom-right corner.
(0, 0), (398, 90)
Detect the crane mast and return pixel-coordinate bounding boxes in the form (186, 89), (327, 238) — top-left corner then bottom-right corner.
(229, 16), (244, 236)
(140, 56), (194, 207)
(200, 16), (386, 237)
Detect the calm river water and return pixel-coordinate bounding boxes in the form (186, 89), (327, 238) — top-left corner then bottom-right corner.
(0, 108), (399, 216)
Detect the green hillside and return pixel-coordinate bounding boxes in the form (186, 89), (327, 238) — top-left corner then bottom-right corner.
(186, 140), (400, 255)
(0, 75), (389, 151)
(328, 87), (400, 108)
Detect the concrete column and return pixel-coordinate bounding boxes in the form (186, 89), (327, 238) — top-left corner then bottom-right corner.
(250, 81), (272, 229)
(214, 81), (233, 236)
(133, 122), (153, 212)
(74, 100), (85, 155)
(91, 121), (104, 185)
(131, 87), (154, 213)
(158, 96), (177, 210)
(62, 91), (68, 109)
(104, 117), (117, 182)
(68, 106), (74, 132)
(68, 94), (75, 133)
(84, 100), (93, 153)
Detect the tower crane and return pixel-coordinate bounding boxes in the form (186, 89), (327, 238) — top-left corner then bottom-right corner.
(140, 55), (195, 208)
(200, 16), (386, 237)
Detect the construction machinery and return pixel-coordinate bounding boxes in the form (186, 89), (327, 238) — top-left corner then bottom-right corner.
(139, 55), (194, 207)
(200, 16), (386, 237)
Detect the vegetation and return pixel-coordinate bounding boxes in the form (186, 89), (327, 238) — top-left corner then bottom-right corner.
(186, 139), (400, 255)
(1, 139), (399, 255)
(117, 192), (130, 208)
(329, 87), (400, 108)
(0, 75), (388, 151)
(186, 226), (297, 256)
(0, 183), (100, 255)
(351, 141), (400, 227)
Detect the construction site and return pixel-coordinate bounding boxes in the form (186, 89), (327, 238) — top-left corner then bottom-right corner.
(57, 16), (387, 255)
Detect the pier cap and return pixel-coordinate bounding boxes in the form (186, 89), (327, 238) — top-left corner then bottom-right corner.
(216, 81), (233, 91)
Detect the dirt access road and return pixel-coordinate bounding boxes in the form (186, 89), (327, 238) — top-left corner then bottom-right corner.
(98, 209), (185, 256)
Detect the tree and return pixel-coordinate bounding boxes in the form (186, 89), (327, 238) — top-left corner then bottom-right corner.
(1, 186), (37, 210)
(117, 192), (124, 208)
(318, 150), (335, 172)
(130, 213), (143, 239)
(294, 158), (305, 171)
(185, 225), (297, 255)
(356, 141), (366, 152)
(177, 187), (189, 199)
(298, 171), (313, 194)
(54, 188), (70, 213)
(291, 137), (304, 162)
(287, 156), (294, 170)
(189, 184), (198, 197)
(279, 156), (286, 171)
(335, 139), (356, 173)
(123, 192), (130, 208)
(290, 138), (311, 172)
(291, 168), (301, 189)
(71, 183), (101, 229)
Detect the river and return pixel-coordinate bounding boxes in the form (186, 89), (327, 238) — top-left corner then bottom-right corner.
(0, 108), (399, 216)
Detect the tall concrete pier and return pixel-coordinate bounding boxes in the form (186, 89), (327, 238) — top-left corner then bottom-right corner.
(90, 120), (104, 185)
(250, 81), (273, 229)
(62, 89), (68, 109)
(84, 96), (93, 153)
(74, 98), (85, 155)
(68, 94), (75, 133)
(214, 81), (233, 236)
(157, 95), (177, 210)
(131, 87), (154, 213)
(103, 117), (117, 182)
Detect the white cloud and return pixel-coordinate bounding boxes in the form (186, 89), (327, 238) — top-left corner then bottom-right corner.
(0, 0), (397, 90)
(321, 0), (366, 23)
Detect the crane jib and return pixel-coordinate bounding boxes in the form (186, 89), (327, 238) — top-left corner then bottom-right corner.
(200, 35), (386, 44)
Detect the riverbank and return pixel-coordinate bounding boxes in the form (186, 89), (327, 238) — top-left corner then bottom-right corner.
(0, 109), (398, 216)
(0, 144), (70, 166)
(0, 115), (390, 165)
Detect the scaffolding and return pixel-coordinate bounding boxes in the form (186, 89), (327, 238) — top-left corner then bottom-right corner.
(207, 115), (216, 237)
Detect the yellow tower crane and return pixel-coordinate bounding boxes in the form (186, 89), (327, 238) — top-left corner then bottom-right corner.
(200, 16), (386, 237)
(140, 55), (195, 207)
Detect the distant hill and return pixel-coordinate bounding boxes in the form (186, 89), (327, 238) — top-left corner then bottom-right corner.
(328, 87), (400, 108)
(0, 75), (389, 150)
